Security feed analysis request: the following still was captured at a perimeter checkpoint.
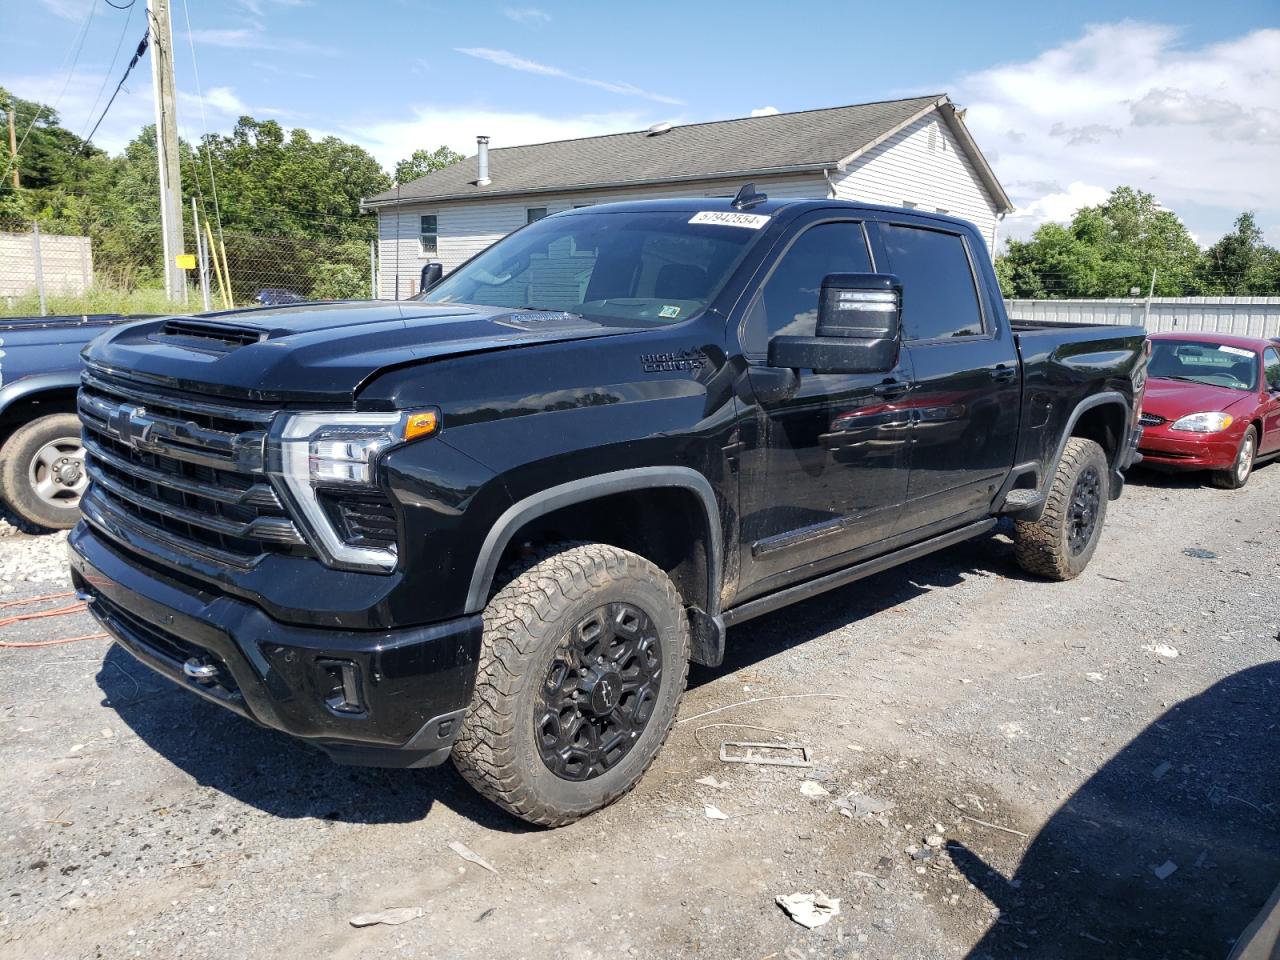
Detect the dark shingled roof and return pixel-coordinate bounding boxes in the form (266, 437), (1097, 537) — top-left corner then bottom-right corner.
(365, 94), (1009, 207)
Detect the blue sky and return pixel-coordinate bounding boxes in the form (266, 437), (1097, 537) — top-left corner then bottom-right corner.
(4, 0), (1278, 245)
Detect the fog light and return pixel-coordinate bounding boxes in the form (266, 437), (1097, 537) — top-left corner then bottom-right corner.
(318, 659), (364, 714)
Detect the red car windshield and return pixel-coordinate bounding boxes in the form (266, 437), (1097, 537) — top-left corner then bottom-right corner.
(1148, 340), (1257, 392)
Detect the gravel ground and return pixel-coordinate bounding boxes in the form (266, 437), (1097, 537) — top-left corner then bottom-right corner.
(1, 465), (1277, 960)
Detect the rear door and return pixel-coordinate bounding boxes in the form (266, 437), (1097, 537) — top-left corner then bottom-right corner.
(735, 215), (912, 597)
(1262, 347), (1280, 454)
(872, 218), (1020, 533)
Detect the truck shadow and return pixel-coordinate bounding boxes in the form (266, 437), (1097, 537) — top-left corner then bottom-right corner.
(95, 645), (534, 833)
(954, 660), (1280, 959)
(691, 525), (1029, 688)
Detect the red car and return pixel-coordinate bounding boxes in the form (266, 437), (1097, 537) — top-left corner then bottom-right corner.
(1137, 333), (1280, 488)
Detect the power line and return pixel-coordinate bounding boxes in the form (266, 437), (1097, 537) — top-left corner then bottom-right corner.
(79, 0), (139, 141)
(179, 0), (227, 250)
(82, 30), (151, 148)
(2, 0), (99, 184)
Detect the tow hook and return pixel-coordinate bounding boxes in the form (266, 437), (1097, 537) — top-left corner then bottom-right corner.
(183, 658), (218, 684)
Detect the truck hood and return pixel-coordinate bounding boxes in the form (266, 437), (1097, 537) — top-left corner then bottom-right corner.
(1143, 377), (1257, 418)
(88, 301), (647, 404)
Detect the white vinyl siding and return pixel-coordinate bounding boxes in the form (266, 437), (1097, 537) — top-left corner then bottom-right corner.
(376, 172), (825, 297)
(831, 109), (999, 251)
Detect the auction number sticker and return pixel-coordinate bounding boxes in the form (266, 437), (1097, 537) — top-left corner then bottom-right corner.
(689, 211), (771, 229)
(1218, 345), (1254, 358)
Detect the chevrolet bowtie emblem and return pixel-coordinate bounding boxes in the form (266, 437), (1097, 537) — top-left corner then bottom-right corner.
(105, 403), (157, 450)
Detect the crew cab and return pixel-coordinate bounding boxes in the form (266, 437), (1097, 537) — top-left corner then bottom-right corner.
(69, 194), (1148, 826)
(0, 314), (138, 528)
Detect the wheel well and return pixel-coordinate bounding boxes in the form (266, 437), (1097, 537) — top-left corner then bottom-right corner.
(1070, 402), (1125, 465)
(493, 487), (712, 614)
(0, 389), (79, 450)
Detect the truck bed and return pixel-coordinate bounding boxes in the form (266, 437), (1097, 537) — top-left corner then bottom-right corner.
(0, 314), (145, 333)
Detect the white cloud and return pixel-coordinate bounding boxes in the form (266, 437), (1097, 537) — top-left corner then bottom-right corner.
(236, 0), (310, 14)
(37, 0), (90, 22)
(344, 105), (647, 172)
(1004, 181), (1112, 232)
(502, 7), (551, 24)
(179, 86), (293, 121)
(185, 26), (334, 55)
(955, 23), (1280, 245)
(750, 106), (779, 117)
(455, 47), (684, 106)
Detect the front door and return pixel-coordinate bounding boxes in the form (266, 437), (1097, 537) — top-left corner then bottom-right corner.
(874, 219), (1021, 532)
(735, 217), (912, 598)
(1262, 347), (1280, 455)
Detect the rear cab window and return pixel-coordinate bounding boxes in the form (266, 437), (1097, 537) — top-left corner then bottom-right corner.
(878, 222), (985, 341)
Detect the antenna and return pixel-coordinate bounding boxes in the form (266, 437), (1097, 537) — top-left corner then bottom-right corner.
(731, 182), (768, 210)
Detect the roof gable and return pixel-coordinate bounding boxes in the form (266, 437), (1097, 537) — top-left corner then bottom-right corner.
(365, 95), (975, 206)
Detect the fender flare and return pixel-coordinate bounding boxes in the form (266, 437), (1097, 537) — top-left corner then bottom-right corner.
(0, 372), (82, 419)
(1034, 390), (1132, 515)
(464, 466), (723, 617)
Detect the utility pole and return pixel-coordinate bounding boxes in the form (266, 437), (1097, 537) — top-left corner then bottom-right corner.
(147, 0), (185, 302)
(7, 104), (18, 189)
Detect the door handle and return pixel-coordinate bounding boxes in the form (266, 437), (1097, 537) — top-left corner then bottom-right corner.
(873, 378), (911, 399)
(991, 364), (1018, 383)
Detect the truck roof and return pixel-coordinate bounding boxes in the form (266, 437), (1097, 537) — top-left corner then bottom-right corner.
(555, 195), (981, 233)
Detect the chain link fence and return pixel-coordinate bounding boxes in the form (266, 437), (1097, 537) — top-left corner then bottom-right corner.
(0, 213), (379, 318)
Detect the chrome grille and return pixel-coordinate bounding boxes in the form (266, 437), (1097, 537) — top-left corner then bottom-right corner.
(78, 363), (307, 566)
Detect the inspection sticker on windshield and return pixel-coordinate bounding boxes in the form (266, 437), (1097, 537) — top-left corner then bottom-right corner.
(1218, 345), (1254, 358)
(689, 211), (770, 229)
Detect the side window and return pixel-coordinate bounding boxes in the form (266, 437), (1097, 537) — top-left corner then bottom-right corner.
(742, 221), (871, 356)
(880, 223), (984, 340)
(419, 215), (438, 256)
(1265, 348), (1280, 390)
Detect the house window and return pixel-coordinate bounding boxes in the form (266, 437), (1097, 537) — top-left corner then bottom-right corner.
(935, 207), (949, 214)
(902, 201), (918, 209)
(526, 207), (548, 224)
(419, 215), (438, 256)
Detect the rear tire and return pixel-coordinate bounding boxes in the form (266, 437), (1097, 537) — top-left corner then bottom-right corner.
(0, 413), (86, 530)
(452, 542), (690, 827)
(1014, 437), (1109, 581)
(1211, 426), (1256, 490)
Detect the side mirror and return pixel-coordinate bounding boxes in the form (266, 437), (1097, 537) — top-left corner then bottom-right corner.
(419, 261), (444, 292)
(768, 273), (902, 375)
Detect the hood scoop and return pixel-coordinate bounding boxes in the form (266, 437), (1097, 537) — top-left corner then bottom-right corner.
(492, 311), (591, 333)
(158, 318), (268, 349)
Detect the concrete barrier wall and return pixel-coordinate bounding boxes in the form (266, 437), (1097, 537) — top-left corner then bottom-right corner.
(1005, 297), (1280, 339)
(0, 231), (94, 299)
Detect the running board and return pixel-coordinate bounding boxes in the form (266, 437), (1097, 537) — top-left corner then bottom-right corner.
(721, 518), (998, 628)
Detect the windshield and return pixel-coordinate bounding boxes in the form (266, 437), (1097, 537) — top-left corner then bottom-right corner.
(1149, 340), (1258, 391)
(417, 209), (764, 324)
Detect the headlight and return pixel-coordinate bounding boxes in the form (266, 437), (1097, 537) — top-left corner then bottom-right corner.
(1169, 411), (1234, 434)
(268, 410), (439, 571)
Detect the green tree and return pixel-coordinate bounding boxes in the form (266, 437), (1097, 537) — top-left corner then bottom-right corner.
(997, 186), (1203, 298)
(1197, 212), (1280, 295)
(394, 146), (463, 184)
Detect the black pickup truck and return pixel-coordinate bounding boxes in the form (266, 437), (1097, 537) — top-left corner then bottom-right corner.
(0, 314), (138, 528)
(69, 195), (1147, 826)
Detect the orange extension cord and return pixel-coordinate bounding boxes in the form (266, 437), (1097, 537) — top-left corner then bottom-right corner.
(0, 592), (108, 647)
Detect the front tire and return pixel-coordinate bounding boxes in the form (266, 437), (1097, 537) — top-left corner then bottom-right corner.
(1014, 437), (1109, 581)
(452, 542), (690, 827)
(0, 413), (87, 530)
(1211, 426), (1256, 490)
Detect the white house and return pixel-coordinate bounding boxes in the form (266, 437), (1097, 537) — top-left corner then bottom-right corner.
(362, 94), (1012, 299)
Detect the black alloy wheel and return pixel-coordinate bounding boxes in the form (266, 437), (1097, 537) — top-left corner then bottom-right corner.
(1067, 465), (1102, 556)
(536, 601), (663, 781)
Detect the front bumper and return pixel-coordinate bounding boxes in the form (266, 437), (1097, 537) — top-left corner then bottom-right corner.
(1138, 428), (1239, 471)
(69, 524), (481, 768)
